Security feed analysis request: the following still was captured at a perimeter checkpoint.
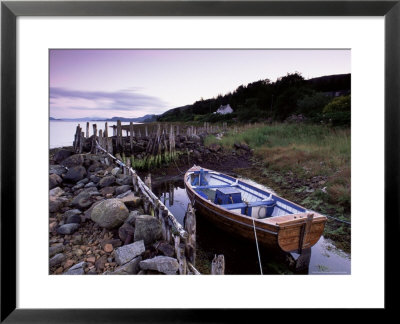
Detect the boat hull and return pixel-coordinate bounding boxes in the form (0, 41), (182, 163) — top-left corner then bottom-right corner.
(184, 167), (326, 253)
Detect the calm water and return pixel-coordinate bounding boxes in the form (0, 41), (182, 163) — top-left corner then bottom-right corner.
(153, 179), (351, 275)
(50, 120), (139, 149)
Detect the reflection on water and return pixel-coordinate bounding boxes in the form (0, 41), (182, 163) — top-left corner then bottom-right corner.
(153, 179), (351, 275)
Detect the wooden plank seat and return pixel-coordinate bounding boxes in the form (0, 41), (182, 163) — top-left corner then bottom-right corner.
(219, 200), (275, 210)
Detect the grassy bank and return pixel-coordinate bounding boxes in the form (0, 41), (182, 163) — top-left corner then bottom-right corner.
(205, 123), (351, 252)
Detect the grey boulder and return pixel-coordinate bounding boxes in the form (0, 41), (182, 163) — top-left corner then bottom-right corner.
(91, 198), (129, 229)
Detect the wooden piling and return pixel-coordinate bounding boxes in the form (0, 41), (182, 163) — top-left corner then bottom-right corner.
(104, 122), (108, 138)
(129, 122), (134, 153)
(144, 174), (152, 191)
(211, 255), (225, 274)
(91, 124), (97, 154)
(184, 203), (196, 265)
(117, 120), (122, 153)
(79, 131), (84, 153)
(86, 122), (89, 138)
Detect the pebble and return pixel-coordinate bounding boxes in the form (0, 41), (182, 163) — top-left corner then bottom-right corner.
(63, 259), (75, 269)
(86, 256), (96, 263)
(50, 253), (65, 267)
(103, 244), (113, 253)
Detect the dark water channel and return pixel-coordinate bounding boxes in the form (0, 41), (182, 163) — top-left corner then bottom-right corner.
(152, 178), (351, 275)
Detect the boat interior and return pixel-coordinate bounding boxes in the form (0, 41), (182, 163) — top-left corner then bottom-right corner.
(188, 169), (306, 219)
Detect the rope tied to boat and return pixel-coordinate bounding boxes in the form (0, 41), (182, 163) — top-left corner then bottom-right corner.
(251, 217), (263, 275)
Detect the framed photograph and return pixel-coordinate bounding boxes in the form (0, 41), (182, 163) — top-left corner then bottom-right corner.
(1, 0), (398, 321)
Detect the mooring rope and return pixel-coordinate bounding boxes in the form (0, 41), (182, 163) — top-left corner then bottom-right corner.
(325, 214), (351, 225)
(251, 218), (263, 275)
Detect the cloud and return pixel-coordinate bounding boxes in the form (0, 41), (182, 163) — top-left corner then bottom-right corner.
(50, 87), (168, 116)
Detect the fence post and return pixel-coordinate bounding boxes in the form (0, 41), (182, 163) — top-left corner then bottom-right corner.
(211, 255), (225, 275)
(184, 203), (196, 265)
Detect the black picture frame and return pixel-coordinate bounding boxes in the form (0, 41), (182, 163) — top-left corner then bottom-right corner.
(1, 0), (398, 322)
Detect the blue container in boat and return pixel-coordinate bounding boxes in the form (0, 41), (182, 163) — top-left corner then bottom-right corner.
(214, 187), (242, 205)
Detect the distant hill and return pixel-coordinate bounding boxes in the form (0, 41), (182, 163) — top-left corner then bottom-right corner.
(157, 73), (351, 123)
(108, 114), (158, 123)
(50, 114), (159, 123)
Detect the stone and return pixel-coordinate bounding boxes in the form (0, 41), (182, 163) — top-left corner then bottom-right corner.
(114, 240), (145, 266)
(118, 222), (135, 243)
(50, 253), (65, 268)
(116, 190), (132, 199)
(63, 259), (75, 269)
(101, 239), (122, 250)
(191, 134), (201, 143)
(61, 154), (84, 168)
(90, 175), (101, 184)
(84, 182), (96, 188)
(77, 178), (89, 185)
(71, 234), (83, 245)
(63, 209), (81, 220)
(63, 261), (86, 275)
(241, 143), (251, 151)
(49, 187), (65, 198)
(154, 241), (175, 258)
(100, 186), (115, 196)
(134, 215), (162, 245)
(57, 223), (80, 235)
(95, 254), (108, 271)
(70, 191), (92, 209)
(209, 143), (221, 152)
(116, 175), (131, 186)
(86, 256), (96, 263)
(54, 149), (73, 164)
(49, 243), (64, 257)
(83, 200), (103, 221)
(139, 256), (179, 275)
(99, 175), (116, 188)
(49, 165), (67, 176)
(64, 165), (87, 183)
(118, 192), (142, 209)
(91, 198), (129, 229)
(72, 183), (85, 191)
(65, 213), (81, 224)
(49, 199), (63, 213)
(49, 221), (58, 232)
(103, 244), (113, 253)
(115, 185), (131, 196)
(74, 249), (84, 257)
(125, 210), (140, 225)
(49, 173), (63, 189)
(111, 167), (121, 176)
(112, 256), (142, 275)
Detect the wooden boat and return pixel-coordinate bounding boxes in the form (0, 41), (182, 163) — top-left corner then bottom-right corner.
(184, 166), (327, 253)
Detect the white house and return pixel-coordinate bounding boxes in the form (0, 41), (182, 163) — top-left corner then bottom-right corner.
(214, 104), (233, 115)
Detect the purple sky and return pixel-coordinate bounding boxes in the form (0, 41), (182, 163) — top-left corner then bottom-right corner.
(50, 49), (350, 119)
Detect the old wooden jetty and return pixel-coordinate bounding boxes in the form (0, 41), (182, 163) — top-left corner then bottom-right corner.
(72, 121), (228, 159)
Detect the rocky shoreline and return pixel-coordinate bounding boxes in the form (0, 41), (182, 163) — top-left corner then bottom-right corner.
(49, 150), (189, 275)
